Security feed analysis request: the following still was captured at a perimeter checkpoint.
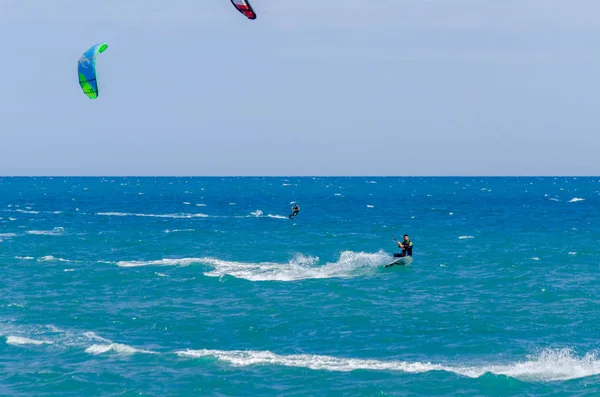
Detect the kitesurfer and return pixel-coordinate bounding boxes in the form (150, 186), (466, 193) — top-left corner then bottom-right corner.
(394, 234), (413, 257)
(289, 204), (300, 219)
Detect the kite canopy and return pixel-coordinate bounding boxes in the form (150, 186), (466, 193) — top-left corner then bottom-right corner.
(230, 0), (257, 20)
(78, 43), (108, 99)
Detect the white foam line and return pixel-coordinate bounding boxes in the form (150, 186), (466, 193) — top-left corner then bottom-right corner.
(117, 251), (390, 282)
(176, 348), (600, 382)
(6, 336), (53, 346)
(96, 212), (208, 219)
(85, 343), (156, 356)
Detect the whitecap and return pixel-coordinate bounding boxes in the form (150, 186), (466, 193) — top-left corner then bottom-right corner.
(6, 336), (53, 346)
(569, 198), (585, 203)
(176, 348), (600, 382)
(459, 236), (474, 239)
(85, 343), (156, 356)
(38, 256), (69, 262)
(26, 227), (65, 236)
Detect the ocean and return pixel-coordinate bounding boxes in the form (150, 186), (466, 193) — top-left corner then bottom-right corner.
(1, 177), (599, 396)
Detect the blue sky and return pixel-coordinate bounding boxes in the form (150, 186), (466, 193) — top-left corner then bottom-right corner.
(1, 0), (599, 176)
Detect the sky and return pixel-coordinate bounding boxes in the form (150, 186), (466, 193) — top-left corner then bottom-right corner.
(1, 0), (599, 176)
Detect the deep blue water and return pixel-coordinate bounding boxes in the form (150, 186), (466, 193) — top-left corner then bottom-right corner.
(1, 177), (600, 396)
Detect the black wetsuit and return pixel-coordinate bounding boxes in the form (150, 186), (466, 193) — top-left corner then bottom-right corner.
(289, 206), (300, 219)
(394, 240), (413, 257)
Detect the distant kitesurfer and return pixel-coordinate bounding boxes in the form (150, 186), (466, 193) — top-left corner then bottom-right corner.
(289, 204), (300, 219)
(394, 234), (413, 258)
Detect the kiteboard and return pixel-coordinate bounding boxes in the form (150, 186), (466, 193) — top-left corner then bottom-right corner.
(384, 256), (413, 268)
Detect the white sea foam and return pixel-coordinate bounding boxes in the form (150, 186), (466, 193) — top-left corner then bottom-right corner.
(96, 212), (208, 219)
(6, 336), (53, 346)
(14, 209), (39, 214)
(569, 198), (585, 203)
(85, 343), (156, 356)
(164, 229), (195, 234)
(83, 332), (112, 343)
(16, 256), (34, 260)
(26, 227), (65, 236)
(367, 205), (374, 208)
(267, 214), (288, 220)
(246, 210), (287, 219)
(176, 348), (600, 382)
(38, 256), (69, 262)
(459, 236), (475, 239)
(117, 258), (201, 268)
(117, 251), (390, 282)
(0, 233), (17, 238)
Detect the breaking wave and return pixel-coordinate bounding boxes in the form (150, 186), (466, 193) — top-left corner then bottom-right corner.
(26, 227), (65, 236)
(6, 336), (53, 346)
(177, 348), (600, 382)
(85, 343), (156, 356)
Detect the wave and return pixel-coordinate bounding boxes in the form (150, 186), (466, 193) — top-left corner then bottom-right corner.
(164, 229), (195, 233)
(117, 251), (390, 281)
(569, 198), (585, 203)
(38, 256), (70, 262)
(26, 227), (65, 236)
(0, 233), (17, 238)
(6, 336), (53, 346)
(85, 343), (156, 356)
(96, 212), (208, 219)
(176, 348), (600, 382)
(459, 236), (475, 239)
(117, 258), (201, 268)
(14, 209), (39, 214)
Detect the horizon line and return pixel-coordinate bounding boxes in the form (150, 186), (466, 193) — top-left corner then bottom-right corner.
(0, 175), (596, 178)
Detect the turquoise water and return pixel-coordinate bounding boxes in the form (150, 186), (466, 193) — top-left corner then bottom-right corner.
(2, 177), (600, 396)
